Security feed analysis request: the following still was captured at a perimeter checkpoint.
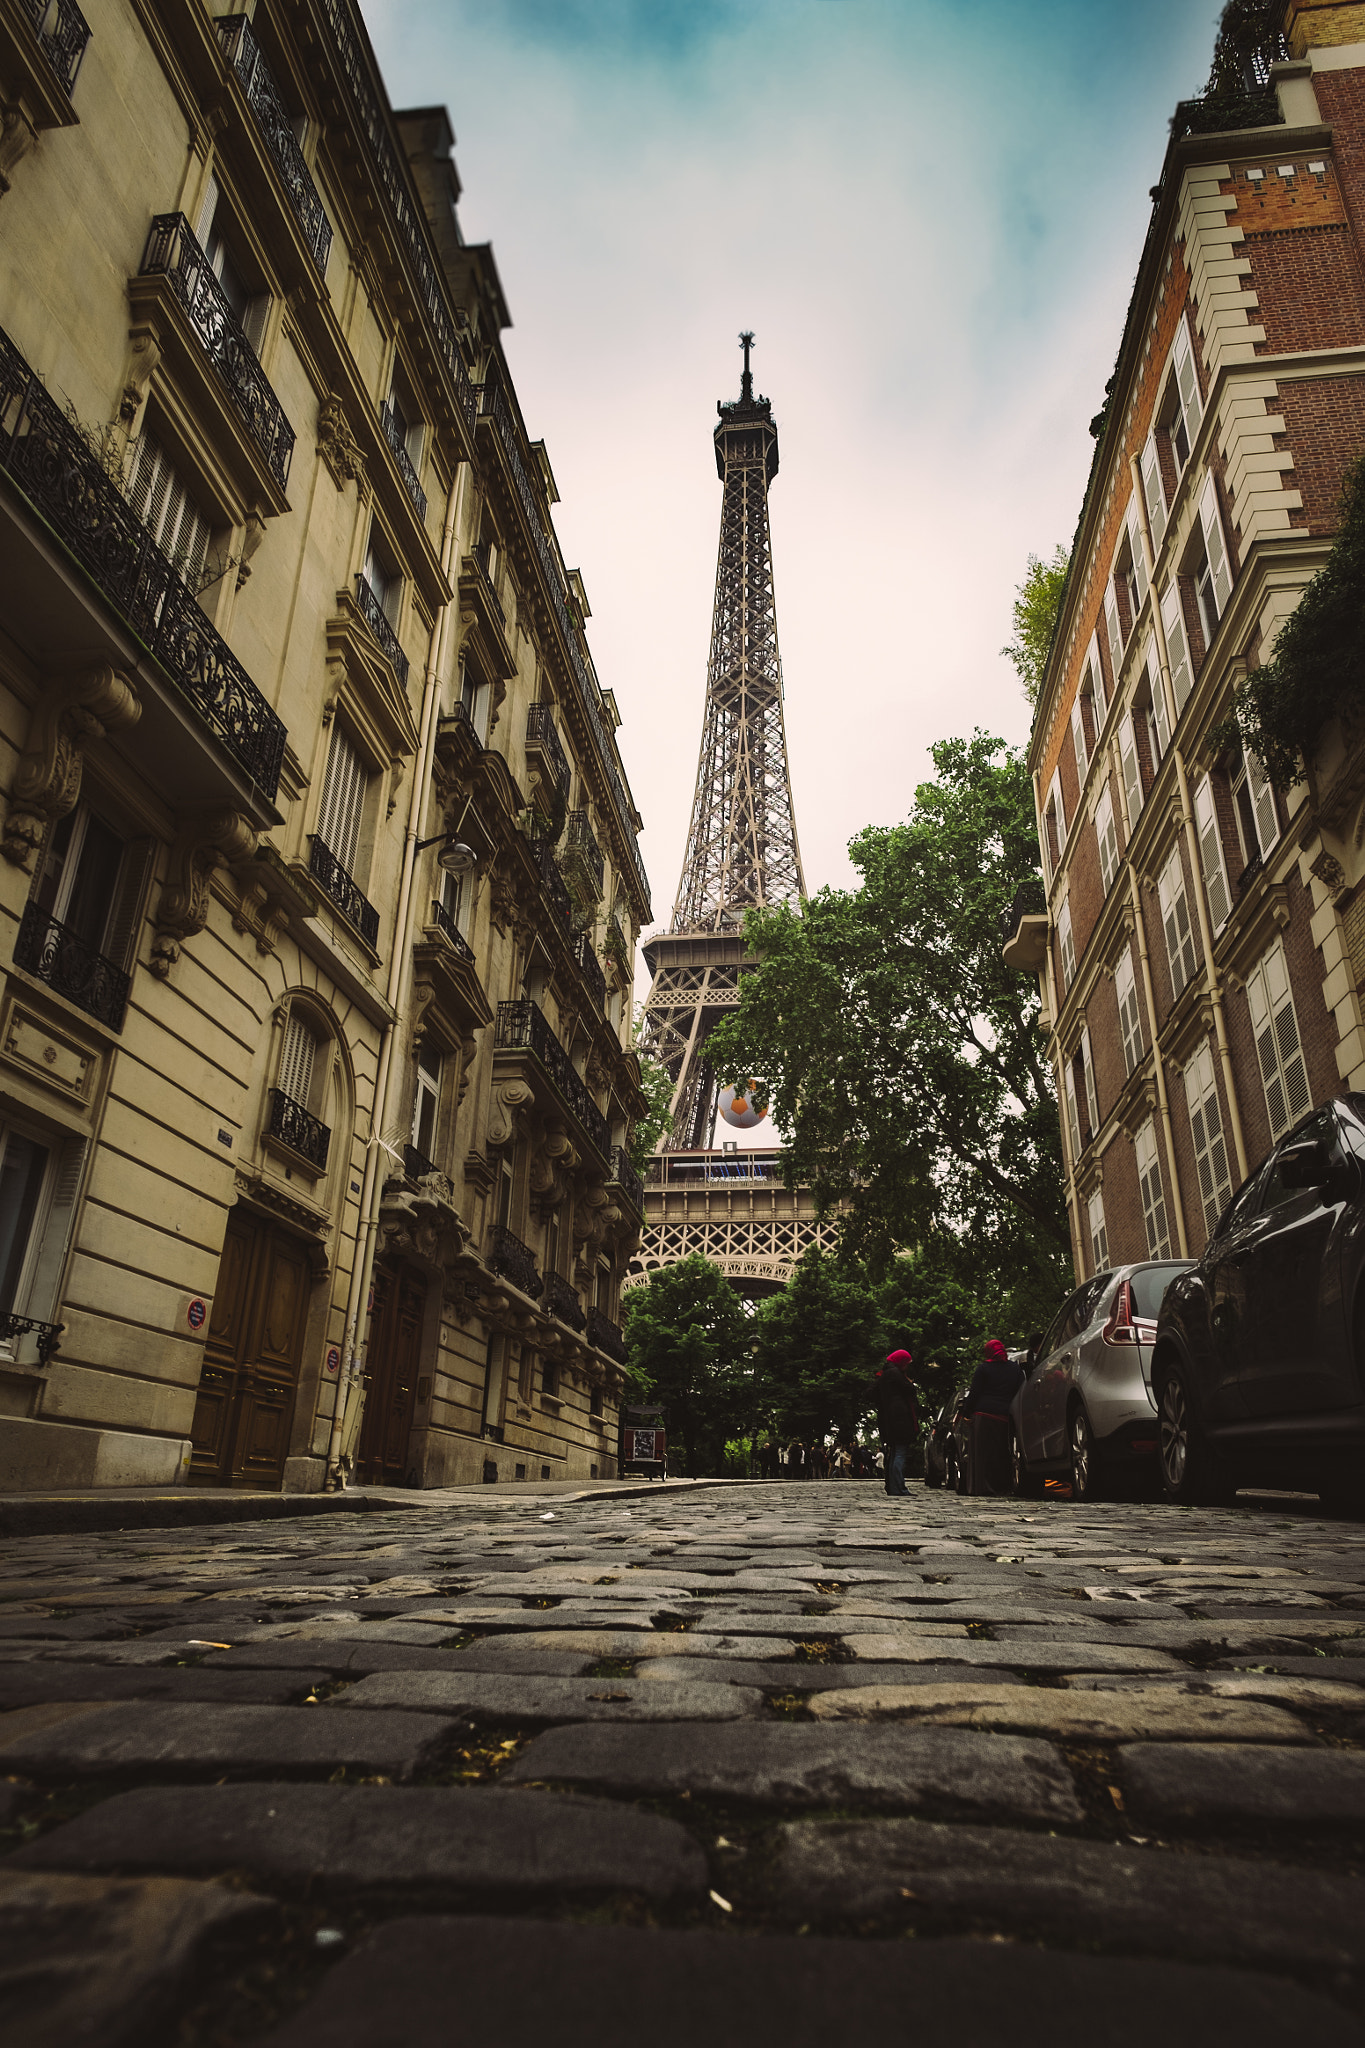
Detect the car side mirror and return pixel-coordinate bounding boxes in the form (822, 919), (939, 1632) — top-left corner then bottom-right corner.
(1279, 1138), (1330, 1190)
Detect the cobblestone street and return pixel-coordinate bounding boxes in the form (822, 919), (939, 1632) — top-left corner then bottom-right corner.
(6, 1480), (1365, 2043)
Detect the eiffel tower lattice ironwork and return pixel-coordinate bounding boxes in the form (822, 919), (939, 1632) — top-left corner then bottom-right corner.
(630, 336), (836, 1297)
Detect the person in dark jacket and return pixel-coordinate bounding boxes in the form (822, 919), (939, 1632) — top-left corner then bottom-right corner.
(875, 1348), (920, 1497)
(966, 1338), (1024, 1493)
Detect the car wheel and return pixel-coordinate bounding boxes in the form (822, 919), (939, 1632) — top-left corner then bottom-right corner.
(1010, 1426), (1044, 1499)
(1069, 1406), (1104, 1503)
(1156, 1364), (1230, 1506)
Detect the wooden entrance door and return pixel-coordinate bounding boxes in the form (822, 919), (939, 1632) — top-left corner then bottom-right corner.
(190, 1208), (312, 1489)
(355, 1260), (427, 1485)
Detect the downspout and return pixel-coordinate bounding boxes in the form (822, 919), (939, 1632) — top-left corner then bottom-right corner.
(325, 459), (468, 1486)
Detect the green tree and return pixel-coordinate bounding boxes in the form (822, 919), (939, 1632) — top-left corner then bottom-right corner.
(1002, 545), (1069, 708)
(629, 1045), (676, 1173)
(878, 1234), (1060, 1421)
(752, 1247), (885, 1444)
(708, 731), (1071, 1303)
(622, 1256), (751, 1476)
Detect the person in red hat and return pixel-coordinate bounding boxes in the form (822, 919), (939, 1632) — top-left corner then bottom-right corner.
(874, 1348), (920, 1497)
(966, 1338), (1025, 1494)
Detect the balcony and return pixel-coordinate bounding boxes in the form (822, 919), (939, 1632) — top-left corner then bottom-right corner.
(13, 902), (130, 1031)
(215, 16), (333, 275)
(430, 896), (475, 963)
(526, 703), (568, 800)
(22, 0), (90, 94)
(353, 572), (409, 686)
(139, 215), (294, 492)
(530, 835), (574, 934)
(586, 1304), (626, 1365)
(563, 809), (604, 897)
(379, 400), (428, 523)
(608, 1147), (644, 1219)
(266, 1086), (330, 1169)
(0, 1310), (63, 1364)
(0, 326), (287, 799)
(487, 1222), (541, 1299)
(308, 834), (380, 948)
(572, 928), (606, 1013)
(495, 999), (608, 1158)
(544, 1270), (585, 1333)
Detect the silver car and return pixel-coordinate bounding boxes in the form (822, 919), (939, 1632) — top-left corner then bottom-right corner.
(1010, 1261), (1193, 1501)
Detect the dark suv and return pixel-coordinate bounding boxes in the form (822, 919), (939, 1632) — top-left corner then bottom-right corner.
(1152, 1094), (1365, 1505)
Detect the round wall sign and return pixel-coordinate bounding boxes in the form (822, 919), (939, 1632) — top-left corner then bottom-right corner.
(186, 1298), (207, 1331)
(325, 1346), (341, 1375)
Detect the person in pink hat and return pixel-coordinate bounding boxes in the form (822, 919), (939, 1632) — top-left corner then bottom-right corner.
(874, 1348), (920, 1497)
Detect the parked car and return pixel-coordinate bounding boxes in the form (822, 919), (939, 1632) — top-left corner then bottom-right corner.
(923, 1390), (971, 1490)
(1010, 1261), (1194, 1500)
(1153, 1094), (1365, 1506)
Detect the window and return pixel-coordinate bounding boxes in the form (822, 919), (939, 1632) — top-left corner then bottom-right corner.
(411, 1047), (441, 1162)
(1228, 740), (1279, 871)
(1135, 1120), (1171, 1258)
(0, 1124), (82, 1347)
(1140, 428), (1166, 549)
(1082, 632), (1107, 732)
(1048, 767), (1067, 858)
(1118, 709), (1144, 825)
(1245, 938), (1311, 1141)
(278, 1009), (318, 1110)
(1160, 581), (1192, 716)
(1195, 474), (1232, 640)
(541, 1356), (559, 1399)
(1071, 696), (1090, 784)
(316, 724), (368, 878)
(33, 804), (147, 978)
(1124, 502), (1149, 620)
(457, 658), (490, 743)
(1167, 313), (1203, 475)
(439, 865), (467, 936)
(1141, 653), (1170, 765)
(590, 1386), (603, 1420)
(196, 175), (268, 350)
(1095, 783), (1119, 894)
(496, 1154), (514, 1230)
(1087, 1187), (1110, 1271)
(1104, 585), (1124, 679)
(1193, 775), (1231, 934)
(1158, 844), (1198, 998)
(363, 533), (401, 626)
(128, 432), (212, 588)
(1186, 1039), (1234, 1241)
(1115, 944), (1143, 1076)
(1057, 895), (1076, 989)
(1079, 1025), (1100, 1140)
(1062, 1058), (1081, 1163)
(544, 1209), (560, 1281)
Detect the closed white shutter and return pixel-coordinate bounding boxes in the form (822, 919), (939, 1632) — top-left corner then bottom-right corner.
(1105, 585), (1124, 675)
(1096, 783), (1118, 894)
(1199, 473), (1232, 618)
(1158, 845), (1198, 997)
(1049, 766), (1067, 852)
(1087, 1187), (1109, 1270)
(1193, 774), (1231, 935)
(1186, 1039), (1233, 1242)
(278, 1011), (317, 1108)
(1063, 1058), (1082, 1163)
(1086, 629), (1108, 727)
(129, 434), (211, 587)
(1245, 939), (1312, 1140)
(317, 725), (367, 876)
(1118, 710), (1144, 824)
(1141, 430), (1167, 548)
(1115, 944), (1143, 1076)
(1081, 1024), (1100, 1137)
(1247, 749), (1280, 857)
(1174, 314), (1204, 439)
(1057, 896), (1076, 987)
(194, 172), (220, 248)
(1160, 580), (1192, 714)
(1071, 697), (1089, 783)
(1127, 503), (1149, 613)
(1135, 1120), (1172, 1258)
(1146, 649), (1171, 756)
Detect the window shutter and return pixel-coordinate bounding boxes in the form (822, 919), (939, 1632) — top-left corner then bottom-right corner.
(102, 838), (154, 974)
(194, 172), (220, 248)
(1063, 1058), (1081, 1163)
(1160, 580), (1192, 714)
(1141, 430), (1166, 547)
(1096, 784), (1118, 893)
(279, 1012), (317, 1109)
(1146, 650), (1171, 755)
(1159, 847), (1197, 997)
(1086, 629), (1107, 727)
(317, 725), (367, 876)
(1104, 586), (1124, 677)
(1135, 1120), (1172, 1258)
(1199, 473), (1232, 618)
(1186, 1039), (1232, 1242)
(1115, 945), (1142, 1076)
(1087, 1188), (1109, 1270)
(1081, 1024), (1100, 1137)
(1049, 766), (1067, 851)
(1246, 941), (1311, 1140)
(1118, 711), (1143, 824)
(1057, 896), (1075, 987)
(1247, 749), (1280, 857)
(1071, 697), (1089, 783)
(1193, 776), (1231, 935)
(1175, 314), (1203, 436)
(1127, 504), (1149, 612)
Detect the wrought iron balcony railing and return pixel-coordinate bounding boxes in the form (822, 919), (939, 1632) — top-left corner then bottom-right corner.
(139, 215), (295, 491)
(525, 703), (569, 797)
(571, 928), (606, 1013)
(379, 400), (428, 522)
(564, 810), (604, 892)
(487, 1222), (542, 1298)
(313, 0), (478, 431)
(353, 572), (410, 686)
(430, 897), (475, 963)
(544, 1270), (585, 1333)
(23, 0), (90, 94)
(495, 999), (608, 1158)
(13, 902), (130, 1031)
(586, 1304), (626, 1365)
(608, 1147), (644, 1218)
(308, 834), (380, 948)
(0, 1310), (64, 1363)
(216, 17), (333, 274)
(267, 1086), (331, 1168)
(530, 835), (574, 934)
(403, 1141), (437, 1180)
(0, 327), (287, 798)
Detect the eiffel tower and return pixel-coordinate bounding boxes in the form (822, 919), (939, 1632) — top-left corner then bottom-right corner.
(629, 336), (838, 1298)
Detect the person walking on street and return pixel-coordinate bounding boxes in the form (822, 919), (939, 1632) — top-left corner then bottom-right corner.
(966, 1338), (1025, 1494)
(875, 1348), (920, 1497)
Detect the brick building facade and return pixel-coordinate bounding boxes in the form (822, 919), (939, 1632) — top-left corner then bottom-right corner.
(1007, 0), (1365, 1284)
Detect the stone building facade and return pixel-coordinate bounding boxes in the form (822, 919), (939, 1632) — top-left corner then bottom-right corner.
(1008, 0), (1365, 1284)
(0, 0), (650, 1490)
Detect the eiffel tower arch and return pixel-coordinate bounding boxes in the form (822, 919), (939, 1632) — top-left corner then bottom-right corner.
(629, 337), (837, 1301)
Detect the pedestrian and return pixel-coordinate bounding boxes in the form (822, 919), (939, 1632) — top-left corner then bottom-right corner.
(966, 1337), (1025, 1495)
(874, 1347), (920, 1498)
(787, 1438), (805, 1480)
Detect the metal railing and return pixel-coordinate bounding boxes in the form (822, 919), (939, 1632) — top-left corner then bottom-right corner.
(544, 1270), (585, 1332)
(1001, 873), (1046, 947)
(403, 1140), (437, 1180)
(308, 834), (380, 948)
(267, 1086), (331, 1168)
(353, 573), (410, 686)
(1171, 88), (1282, 140)
(0, 1309), (63, 1363)
(564, 809), (604, 892)
(443, 699), (481, 748)
(23, 0), (90, 93)
(0, 327), (287, 798)
(430, 897), (475, 962)
(13, 902), (130, 1031)
(313, 0), (478, 431)
(530, 835), (574, 934)
(586, 1304), (626, 1364)
(215, 16), (333, 274)
(525, 703), (568, 797)
(644, 1148), (786, 1186)
(608, 1147), (644, 1217)
(572, 928), (606, 1012)
(139, 215), (294, 491)
(494, 999), (608, 1157)
(487, 1222), (541, 1298)
(380, 399), (428, 522)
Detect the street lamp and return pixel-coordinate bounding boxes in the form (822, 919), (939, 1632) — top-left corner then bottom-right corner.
(416, 833), (480, 876)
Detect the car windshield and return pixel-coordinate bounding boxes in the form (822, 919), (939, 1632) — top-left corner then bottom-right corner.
(1129, 1263), (1190, 1319)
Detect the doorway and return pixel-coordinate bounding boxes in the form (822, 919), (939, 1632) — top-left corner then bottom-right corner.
(190, 1208), (312, 1488)
(354, 1259), (428, 1485)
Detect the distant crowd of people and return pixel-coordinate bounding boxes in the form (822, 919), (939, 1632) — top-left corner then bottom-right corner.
(756, 1439), (887, 1480)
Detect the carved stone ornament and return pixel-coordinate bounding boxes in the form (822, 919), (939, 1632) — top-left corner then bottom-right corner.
(3, 666), (142, 869)
(378, 1181), (471, 1275)
(151, 809), (259, 977)
(1310, 847), (1348, 900)
(236, 509), (267, 590)
(231, 877), (291, 957)
(119, 327), (162, 422)
(487, 1078), (534, 1149)
(318, 396), (364, 492)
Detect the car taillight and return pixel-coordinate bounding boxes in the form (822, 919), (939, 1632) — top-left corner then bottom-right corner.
(1102, 1281), (1139, 1347)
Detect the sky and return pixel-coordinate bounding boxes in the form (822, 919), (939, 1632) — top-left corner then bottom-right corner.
(363, 0), (1220, 954)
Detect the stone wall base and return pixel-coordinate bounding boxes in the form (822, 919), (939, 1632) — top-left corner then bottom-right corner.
(0, 1417), (192, 1492)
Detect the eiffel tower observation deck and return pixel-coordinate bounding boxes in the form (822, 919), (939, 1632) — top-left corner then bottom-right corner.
(630, 336), (837, 1298)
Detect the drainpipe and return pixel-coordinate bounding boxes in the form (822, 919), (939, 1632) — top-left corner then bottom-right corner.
(325, 459), (468, 1487)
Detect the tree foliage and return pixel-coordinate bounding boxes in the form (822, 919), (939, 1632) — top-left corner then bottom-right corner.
(1002, 546), (1069, 708)
(751, 1248), (885, 1443)
(629, 1039), (676, 1173)
(708, 732), (1070, 1298)
(621, 1256), (752, 1475)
